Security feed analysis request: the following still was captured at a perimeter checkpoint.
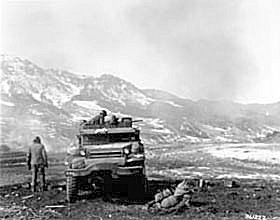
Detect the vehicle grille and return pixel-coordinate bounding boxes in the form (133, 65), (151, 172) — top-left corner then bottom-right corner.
(87, 150), (123, 159)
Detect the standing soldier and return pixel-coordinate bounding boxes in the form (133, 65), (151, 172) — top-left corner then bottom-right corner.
(89, 110), (107, 125)
(109, 115), (119, 127)
(27, 136), (48, 192)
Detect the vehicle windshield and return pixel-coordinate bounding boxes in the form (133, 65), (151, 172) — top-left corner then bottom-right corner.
(82, 132), (139, 145)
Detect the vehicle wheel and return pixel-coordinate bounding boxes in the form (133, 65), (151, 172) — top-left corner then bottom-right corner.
(139, 175), (147, 197)
(66, 176), (78, 203)
(128, 174), (147, 201)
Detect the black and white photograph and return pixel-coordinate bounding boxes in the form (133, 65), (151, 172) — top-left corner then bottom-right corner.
(1, 0), (280, 219)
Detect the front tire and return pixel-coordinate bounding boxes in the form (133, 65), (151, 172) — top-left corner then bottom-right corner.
(66, 176), (78, 203)
(128, 174), (147, 201)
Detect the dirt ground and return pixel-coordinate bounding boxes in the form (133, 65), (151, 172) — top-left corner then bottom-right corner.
(1, 144), (280, 220)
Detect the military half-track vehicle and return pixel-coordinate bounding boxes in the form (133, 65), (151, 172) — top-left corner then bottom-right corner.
(65, 117), (146, 202)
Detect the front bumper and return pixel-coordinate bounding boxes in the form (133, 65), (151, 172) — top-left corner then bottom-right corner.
(65, 163), (144, 177)
(116, 165), (144, 176)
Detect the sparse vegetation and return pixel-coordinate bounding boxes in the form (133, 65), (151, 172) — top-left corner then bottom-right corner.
(1, 143), (280, 219)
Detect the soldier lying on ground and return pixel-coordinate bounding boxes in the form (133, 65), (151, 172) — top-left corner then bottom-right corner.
(147, 179), (193, 214)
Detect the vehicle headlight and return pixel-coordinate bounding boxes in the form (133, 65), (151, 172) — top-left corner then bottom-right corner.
(123, 145), (131, 155)
(124, 148), (130, 155)
(131, 142), (144, 154)
(70, 158), (86, 169)
(80, 150), (86, 156)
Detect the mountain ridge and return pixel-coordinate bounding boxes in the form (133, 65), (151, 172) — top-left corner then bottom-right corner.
(1, 55), (280, 151)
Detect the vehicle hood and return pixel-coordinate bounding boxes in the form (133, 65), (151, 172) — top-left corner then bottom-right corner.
(84, 142), (133, 150)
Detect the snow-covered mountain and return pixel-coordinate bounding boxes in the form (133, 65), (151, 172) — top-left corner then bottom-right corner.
(1, 55), (280, 151)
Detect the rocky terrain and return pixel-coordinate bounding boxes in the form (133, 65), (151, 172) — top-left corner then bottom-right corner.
(1, 54), (280, 219)
(1, 143), (280, 219)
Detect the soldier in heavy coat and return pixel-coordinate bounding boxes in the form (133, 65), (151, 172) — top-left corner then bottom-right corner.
(89, 110), (107, 125)
(27, 136), (48, 192)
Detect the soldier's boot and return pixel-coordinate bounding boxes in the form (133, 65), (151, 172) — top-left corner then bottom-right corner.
(31, 165), (38, 192)
(39, 166), (46, 191)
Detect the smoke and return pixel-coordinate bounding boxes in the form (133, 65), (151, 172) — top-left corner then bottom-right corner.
(2, 0), (279, 103)
(126, 0), (259, 101)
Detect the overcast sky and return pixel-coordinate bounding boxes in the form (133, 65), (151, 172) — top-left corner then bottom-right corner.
(1, 0), (280, 104)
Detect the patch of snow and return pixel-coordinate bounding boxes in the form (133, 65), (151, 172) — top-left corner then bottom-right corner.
(216, 173), (280, 180)
(179, 135), (201, 143)
(70, 113), (92, 122)
(265, 126), (280, 132)
(44, 87), (74, 107)
(73, 100), (107, 111)
(98, 86), (126, 106)
(145, 118), (165, 129)
(215, 136), (234, 142)
(159, 100), (183, 108)
(120, 83), (127, 90)
(202, 125), (227, 132)
(25, 119), (42, 127)
(151, 128), (173, 134)
(207, 145), (280, 164)
(152, 168), (205, 178)
(0, 100), (15, 107)
(0, 117), (7, 125)
(59, 77), (81, 96)
(31, 92), (41, 102)
(196, 166), (211, 170)
(131, 91), (154, 106)
(0, 80), (11, 95)
(29, 109), (43, 116)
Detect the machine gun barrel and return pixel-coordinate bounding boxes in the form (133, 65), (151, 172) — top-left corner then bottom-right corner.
(132, 120), (143, 123)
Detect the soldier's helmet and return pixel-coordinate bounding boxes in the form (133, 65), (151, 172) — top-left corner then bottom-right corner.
(100, 110), (107, 116)
(34, 136), (41, 144)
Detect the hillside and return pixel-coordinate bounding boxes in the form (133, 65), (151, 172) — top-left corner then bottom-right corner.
(1, 55), (280, 151)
